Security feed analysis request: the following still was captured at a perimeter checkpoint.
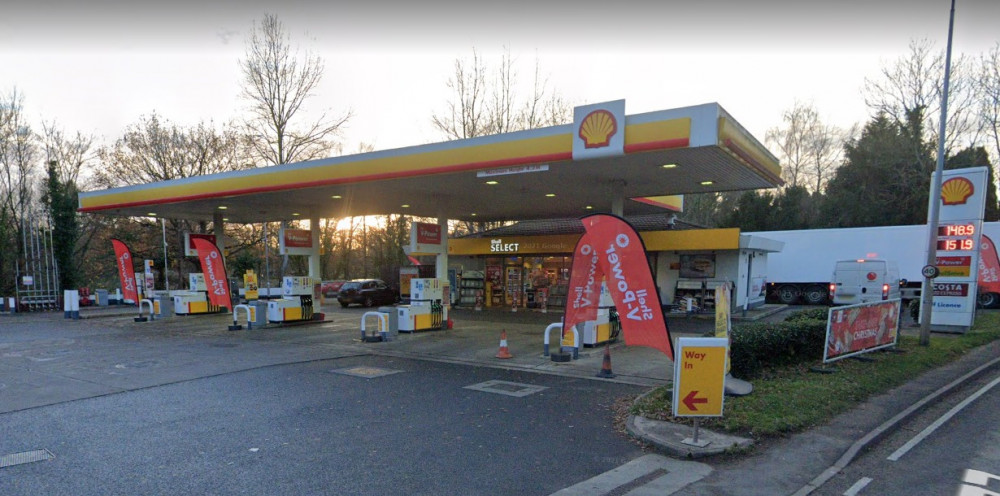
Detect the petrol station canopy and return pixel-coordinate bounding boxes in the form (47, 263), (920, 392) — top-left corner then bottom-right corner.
(78, 102), (782, 223)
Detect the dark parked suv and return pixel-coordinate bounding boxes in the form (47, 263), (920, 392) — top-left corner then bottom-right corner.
(337, 279), (397, 307)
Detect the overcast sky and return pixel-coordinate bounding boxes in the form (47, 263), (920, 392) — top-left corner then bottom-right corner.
(2, 0), (999, 155)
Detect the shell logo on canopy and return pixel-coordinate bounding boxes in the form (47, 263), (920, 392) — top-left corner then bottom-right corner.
(572, 99), (626, 161)
(941, 177), (975, 205)
(578, 110), (618, 149)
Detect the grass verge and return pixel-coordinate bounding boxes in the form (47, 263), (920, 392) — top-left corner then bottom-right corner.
(631, 311), (1000, 439)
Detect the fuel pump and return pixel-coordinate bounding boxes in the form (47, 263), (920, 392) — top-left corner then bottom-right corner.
(398, 278), (448, 332)
(267, 276), (317, 323)
(581, 281), (618, 346)
(173, 273), (221, 315)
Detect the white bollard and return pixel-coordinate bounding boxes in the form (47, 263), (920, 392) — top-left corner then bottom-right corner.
(64, 290), (73, 319)
(71, 291), (80, 320)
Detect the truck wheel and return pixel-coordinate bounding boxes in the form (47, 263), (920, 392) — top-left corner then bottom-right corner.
(803, 285), (828, 305)
(776, 285), (798, 304)
(977, 292), (999, 308)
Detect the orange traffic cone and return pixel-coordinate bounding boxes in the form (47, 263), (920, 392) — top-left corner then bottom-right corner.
(596, 343), (615, 378)
(496, 329), (514, 359)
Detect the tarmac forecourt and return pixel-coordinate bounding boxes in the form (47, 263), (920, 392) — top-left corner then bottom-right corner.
(7, 303), (1000, 496)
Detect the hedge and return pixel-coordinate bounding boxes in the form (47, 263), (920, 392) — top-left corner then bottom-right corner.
(727, 309), (829, 378)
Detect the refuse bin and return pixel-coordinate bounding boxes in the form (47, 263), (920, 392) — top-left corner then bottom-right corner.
(252, 300), (269, 327)
(377, 306), (399, 333)
(95, 289), (109, 306)
(155, 295), (174, 319)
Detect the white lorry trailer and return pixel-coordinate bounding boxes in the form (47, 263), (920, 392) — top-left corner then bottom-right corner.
(746, 222), (1000, 307)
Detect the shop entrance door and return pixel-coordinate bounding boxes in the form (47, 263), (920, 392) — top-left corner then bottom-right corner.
(505, 265), (522, 307)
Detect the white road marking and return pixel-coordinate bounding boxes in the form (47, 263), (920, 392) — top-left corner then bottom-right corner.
(964, 469), (1000, 486)
(843, 477), (873, 496)
(547, 454), (711, 496)
(888, 375), (1000, 461)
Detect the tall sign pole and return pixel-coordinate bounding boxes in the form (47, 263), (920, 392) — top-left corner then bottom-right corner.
(920, 0), (956, 346)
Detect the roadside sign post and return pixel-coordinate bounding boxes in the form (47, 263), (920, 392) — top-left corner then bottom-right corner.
(672, 337), (728, 447)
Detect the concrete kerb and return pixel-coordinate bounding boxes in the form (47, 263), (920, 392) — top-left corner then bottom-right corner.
(624, 388), (754, 459)
(792, 350), (1000, 496)
(623, 336), (1000, 489)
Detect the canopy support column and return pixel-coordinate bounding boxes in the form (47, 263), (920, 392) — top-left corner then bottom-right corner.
(213, 212), (227, 256)
(309, 217), (321, 280)
(611, 180), (626, 217)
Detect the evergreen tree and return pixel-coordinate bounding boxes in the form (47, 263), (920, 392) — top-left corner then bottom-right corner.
(771, 185), (817, 230)
(720, 191), (774, 231)
(945, 146), (999, 221)
(42, 161), (80, 290)
(719, 185), (818, 232)
(820, 109), (934, 227)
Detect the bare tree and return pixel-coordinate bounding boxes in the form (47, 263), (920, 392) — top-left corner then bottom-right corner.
(808, 122), (857, 194)
(979, 43), (1000, 167)
(863, 38), (978, 157)
(765, 101), (851, 193)
(42, 122), (95, 188)
(95, 114), (246, 188)
(432, 49), (489, 140)
(0, 87), (39, 222)
(239, 13), (351, 166)
(520, 58), (572, 130)
(0, 87), (40, 293)
(766, 102), (813, 189)
(432, 47), (571, 141)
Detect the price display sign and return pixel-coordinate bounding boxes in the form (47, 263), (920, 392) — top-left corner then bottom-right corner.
(937, 223), (976, 237)
(924, 167), (988, 330)
(936, 238), (975, 251)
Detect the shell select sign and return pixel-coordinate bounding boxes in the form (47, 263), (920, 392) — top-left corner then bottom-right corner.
(672, 337), (728, 417)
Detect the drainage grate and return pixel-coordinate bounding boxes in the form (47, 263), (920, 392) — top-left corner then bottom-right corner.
(330, 366), (402, 379)
(464, 380), (548, 397)
(0, 449), (54, 469)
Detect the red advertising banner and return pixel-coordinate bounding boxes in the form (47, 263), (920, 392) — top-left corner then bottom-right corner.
(824, 299), (900, 363)
(415, 222), (442, 245)
(562, 232), (603, 341)
(582, 214), (673, 360)
(111, 239), (139, 305)
(979, 234), (1000, 284)
(283, 228), (313, 248)
(192, 238), (233, 310)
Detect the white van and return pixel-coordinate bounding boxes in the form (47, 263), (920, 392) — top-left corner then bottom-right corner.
(830, 259), (901, 305)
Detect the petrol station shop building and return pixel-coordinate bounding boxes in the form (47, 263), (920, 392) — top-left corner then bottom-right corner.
(78, 100), (784, 315)
(445, 214), (782, 313)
